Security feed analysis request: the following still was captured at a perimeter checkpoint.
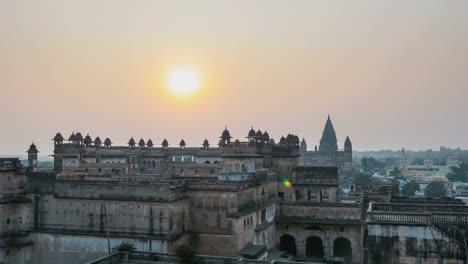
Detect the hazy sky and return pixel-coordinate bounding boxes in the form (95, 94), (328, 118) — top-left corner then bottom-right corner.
(1, 0), (468, 155)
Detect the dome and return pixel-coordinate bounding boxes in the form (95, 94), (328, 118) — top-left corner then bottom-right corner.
(221, 127), (232, 139)
(147, 139), (154, 148)
(138, 138), (146, 147)
(29, 142), (37, 150)
(75, 132), (83, 141)
(69, 132), (76, 141)
(104, 138), (112, 146)
(83, 134), (93, 145)
(269, 139), (275, 144)
(255, 130), (263, 137)
(179, 139), (186, 147)
(94, 137), (102, 145)
(248, 127), (256, 137)
(263, 131), (270, 140)
(128, 137), (136, 146)
(203, 139), (210, 146)
(234, 139), (241, 146)
(280, 136), (286, 144)
(54, 133), (64, 141)
(161, 139), (169, 147)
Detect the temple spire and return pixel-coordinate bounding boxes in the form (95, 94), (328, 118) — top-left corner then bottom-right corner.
(319, 115), (338, 152)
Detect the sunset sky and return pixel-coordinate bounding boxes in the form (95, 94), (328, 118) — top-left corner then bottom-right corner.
(1, 0), (468, 155)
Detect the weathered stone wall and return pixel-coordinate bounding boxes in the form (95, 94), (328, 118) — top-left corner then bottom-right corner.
(367, 224), (463, 264)
(271, 157), (298, 179)
(26, 232), (183, 264)
(0, 170), (26, 196)
(189, 233), (238, 256)
(53, 180), (185, 201)
(0, 245), (32, 264)
(26, 194), (188, 239)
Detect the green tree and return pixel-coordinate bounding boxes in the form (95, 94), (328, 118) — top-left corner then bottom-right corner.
(424, 181), (447, 197)
(411, 157), (424, 166)
(447, 163), (468, 183)
(361, 156), (385, 174)
(389, 167), (402, 177)
(353, 172), (372, 184)
(401, 181), (420, 197)
(113, 241), (136, 252)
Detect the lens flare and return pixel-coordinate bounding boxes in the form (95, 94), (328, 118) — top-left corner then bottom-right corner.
(283, 180), (292, 187)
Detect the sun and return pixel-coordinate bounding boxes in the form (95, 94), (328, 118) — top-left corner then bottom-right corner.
(167, 67), (201, 96)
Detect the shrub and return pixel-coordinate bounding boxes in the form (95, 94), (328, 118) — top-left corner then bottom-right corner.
(176, 244), (195, 263)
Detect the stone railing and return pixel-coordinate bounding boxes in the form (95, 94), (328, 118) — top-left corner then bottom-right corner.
(85, 251), (321, 264)
(24, 224), (183, 238)
(367, 212), (431, 224)
(56, 179), (185, 187)
(367, 211), (468, 224)
(371, 203), (468, 214)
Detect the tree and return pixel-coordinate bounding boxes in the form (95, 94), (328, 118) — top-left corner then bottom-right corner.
(389, 167), (402, 177)
(401, 181), (420, 197)
(176, 244), (195, 264)
(411, 157), (424, 166)
(447, 163), (468, 183)
(361, 156), (386, 174)
(114, 241), (136, 252)
(353, 172), (372, 184)
(424, 181), (447, 197)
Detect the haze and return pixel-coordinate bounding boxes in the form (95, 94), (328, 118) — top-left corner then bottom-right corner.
(1, 0), (468, 155)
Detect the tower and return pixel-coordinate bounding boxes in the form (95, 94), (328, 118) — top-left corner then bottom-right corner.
(220, 126), (232, 146)
(300, 138), (307, 154)
(27, 142), (39, 169)
(344, 136), (352, 153)
(343, 137), (353, 175)
(319, 115), (338, 152)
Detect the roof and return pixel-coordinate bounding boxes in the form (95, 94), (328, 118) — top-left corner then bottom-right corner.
(239, 243), (267, 259)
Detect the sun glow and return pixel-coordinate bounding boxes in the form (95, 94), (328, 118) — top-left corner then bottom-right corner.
(168, 67), (201, 96)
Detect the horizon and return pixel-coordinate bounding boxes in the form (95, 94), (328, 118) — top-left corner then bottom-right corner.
(2, 1), (468, 155)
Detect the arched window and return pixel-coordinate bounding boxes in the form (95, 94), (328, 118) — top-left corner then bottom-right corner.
(180, 169), (184, 176)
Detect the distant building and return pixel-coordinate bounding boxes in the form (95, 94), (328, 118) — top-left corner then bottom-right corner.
(398, 149), (459, 182)
(299, 116), (353, 178)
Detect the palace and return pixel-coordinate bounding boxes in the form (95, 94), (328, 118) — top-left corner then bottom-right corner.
(1, 122), (468, 264)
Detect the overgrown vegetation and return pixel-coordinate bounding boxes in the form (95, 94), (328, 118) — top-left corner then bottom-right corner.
(353, 172), (372, 184)
(424, 181), (447, 197)
(113, 241), (136, 252)
(447, 163), (468, 182)
(401, 181), (420, 197)
(176, 244), (195, 264)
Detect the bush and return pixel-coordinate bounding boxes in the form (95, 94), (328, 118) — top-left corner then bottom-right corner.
(176, 244), (195, 264)
(114, 241), (136, 252)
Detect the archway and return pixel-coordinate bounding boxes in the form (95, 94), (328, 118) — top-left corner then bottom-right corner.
(279, 234), (297, 256)
(333, 237), (352, 263)
(306, 236), (324, 259)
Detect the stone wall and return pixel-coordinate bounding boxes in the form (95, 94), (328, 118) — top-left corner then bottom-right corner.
(26, 232), (183, 264)
(26, 194), (188, 240)
(367, 224), (463, 264)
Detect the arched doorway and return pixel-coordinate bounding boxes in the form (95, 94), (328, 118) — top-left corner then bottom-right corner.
(306, 236), (324, 259)
(279, 234), (297, 255)
(333, 237), (352, 263)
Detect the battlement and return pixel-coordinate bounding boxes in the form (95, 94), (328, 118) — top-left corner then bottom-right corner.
(292, 166), (338, 181)
(0, 158), (22, 171)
